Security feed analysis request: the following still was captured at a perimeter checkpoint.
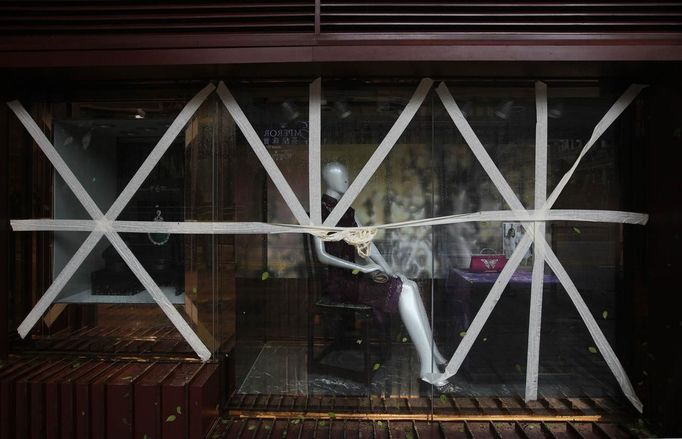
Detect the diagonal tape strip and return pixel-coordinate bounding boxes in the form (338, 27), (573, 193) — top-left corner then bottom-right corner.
(217, 81), (310, 226)
(543, 240), (643, 413)
(543, 84), (647, 212)
(423, 232), (534, 384)
(9, 84), (215, 361)
(323, 78), (433, 227)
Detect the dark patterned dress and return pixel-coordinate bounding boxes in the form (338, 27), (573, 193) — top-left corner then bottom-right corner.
(321, 194), (402, 322)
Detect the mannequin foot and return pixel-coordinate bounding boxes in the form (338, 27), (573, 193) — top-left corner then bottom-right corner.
(420, 374), (450, 388)
(419, 363), (448, 387)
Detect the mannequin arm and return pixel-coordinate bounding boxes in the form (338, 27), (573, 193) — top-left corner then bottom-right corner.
(313, 236), (382, 274)
(354, 214), (395, 276)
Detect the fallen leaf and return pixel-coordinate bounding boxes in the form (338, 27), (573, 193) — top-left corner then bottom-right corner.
(572, 227), (582, 235)
(261, 272), (270, 280)
(166, 415), (176, 422)
(588, 346), (598, 354)
(372, 363), (381, 371)
(176, 406), (182, 415)
(602, 310), (609, 319)
(248, 425), (256, 431)
(401, 337), (408, 343)
(459, 331), (467, 337)
(328, 412), (336, 419)
(439, 394), (447, 403)
(352, 269), (360, 275)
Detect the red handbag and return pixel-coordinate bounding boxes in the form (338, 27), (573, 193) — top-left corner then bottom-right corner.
(469, 248), (508, 273)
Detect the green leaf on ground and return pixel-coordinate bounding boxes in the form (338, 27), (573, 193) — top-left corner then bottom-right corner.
(372, 363), (381, 371)
(261, 272), (270, 280)
(588, 346), (598, 354)
(166, 415), (176, 422)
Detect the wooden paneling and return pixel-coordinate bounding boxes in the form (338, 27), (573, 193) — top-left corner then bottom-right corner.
(0, 1), (315, 35)
(320, 1), (682, 33)
(1, 1), (682, 65)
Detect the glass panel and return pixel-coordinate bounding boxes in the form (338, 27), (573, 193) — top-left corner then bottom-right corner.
(6, 78), (642, 414)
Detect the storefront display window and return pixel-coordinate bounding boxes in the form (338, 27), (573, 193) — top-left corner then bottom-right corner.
(7, 78), (647, 412)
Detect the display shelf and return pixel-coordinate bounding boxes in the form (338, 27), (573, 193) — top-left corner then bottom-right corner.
(56, 286), (184, 305)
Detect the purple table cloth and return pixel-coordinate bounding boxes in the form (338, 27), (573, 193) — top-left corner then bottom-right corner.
(445, 267), (560, 335)
(449, 267), (560, 285)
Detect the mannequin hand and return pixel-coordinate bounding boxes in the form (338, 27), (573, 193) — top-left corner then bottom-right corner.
(358, 262), (383, 274)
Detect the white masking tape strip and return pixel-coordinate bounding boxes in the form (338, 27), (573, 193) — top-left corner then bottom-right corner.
(436, 82), (526, 215)
(108, 83), (216, 220)
(423, 232), (534, 385)
(543, 240), (644, 413)
(525, 81), (548, 402)
(309, 78), (322, 225)
(11, 209), (648, 234)
(323, 78), (433, 227)
(10, 85), (215, 362)
(216, 81), (310, 226)
(7, 100), (105, 220)
(543, 84), (647, 212)
(106, 232), (211, 361)
(17, 231), (103, 338)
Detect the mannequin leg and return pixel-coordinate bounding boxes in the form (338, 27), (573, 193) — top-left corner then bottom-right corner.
(398, 281), (446, 381)
(400, 276), (448, 366)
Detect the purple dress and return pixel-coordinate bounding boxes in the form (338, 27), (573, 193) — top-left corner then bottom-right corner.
(321, 194), (402, 322)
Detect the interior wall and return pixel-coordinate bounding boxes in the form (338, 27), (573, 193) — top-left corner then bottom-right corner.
(52, 122), (117, 299)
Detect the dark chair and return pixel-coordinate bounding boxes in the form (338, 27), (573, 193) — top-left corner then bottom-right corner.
(304, 233), (392, 389)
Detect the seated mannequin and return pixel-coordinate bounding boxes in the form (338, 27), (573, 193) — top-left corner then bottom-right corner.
(314, 161), (448, 382)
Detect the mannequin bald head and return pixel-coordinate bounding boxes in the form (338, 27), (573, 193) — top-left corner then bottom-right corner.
(322, 161), (349, 199)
